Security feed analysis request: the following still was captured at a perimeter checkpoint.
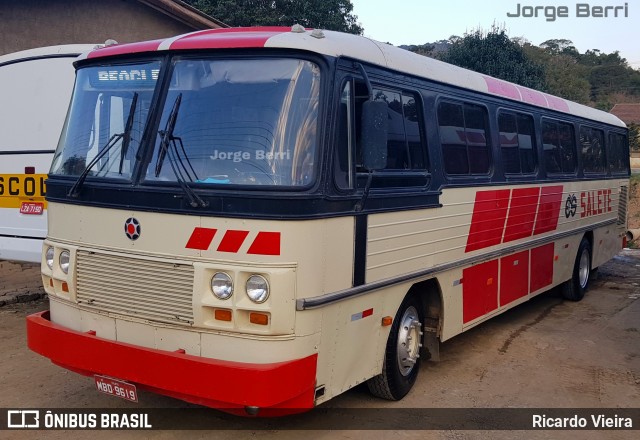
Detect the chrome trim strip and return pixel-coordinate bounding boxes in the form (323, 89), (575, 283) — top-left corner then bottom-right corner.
(296, 219), (618, 310)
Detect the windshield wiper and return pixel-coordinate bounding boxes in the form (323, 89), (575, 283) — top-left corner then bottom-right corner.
(155, 94), (208, 208)
(68, 92), (139, 198)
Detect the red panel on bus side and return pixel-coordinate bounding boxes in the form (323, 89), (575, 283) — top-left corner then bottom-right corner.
(533, 185), (563, 235)
(499, 250), (530, 307)
(503, 187), (541, 243)
(463, 260), (499, 323)
(530, 243), (555, 293)
(465, 190), (511, 252)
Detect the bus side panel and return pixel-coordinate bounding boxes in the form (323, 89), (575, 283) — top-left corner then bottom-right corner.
(0, 56), (77, 262)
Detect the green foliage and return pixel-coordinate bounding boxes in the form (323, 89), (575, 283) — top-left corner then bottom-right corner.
(438, 25), (546, 90)
(184, 0), (363, 34)
(629, 123), (640, 152)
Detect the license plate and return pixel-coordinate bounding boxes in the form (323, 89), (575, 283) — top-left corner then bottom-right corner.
(20, 202), (44, 215)
(94, 375), (138, 402)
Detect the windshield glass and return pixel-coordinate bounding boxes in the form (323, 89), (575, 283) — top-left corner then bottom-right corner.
(145, 58), (320, 187)
(51, 61), (160, 179)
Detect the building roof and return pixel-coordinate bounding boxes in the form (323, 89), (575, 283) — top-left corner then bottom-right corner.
(80, 26), (625, 128)
(137, 0), (227, 30)
(610, 104), (640, 125)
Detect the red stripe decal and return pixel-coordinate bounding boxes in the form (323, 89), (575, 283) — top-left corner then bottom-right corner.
(248, 232), (281, 256)
(503, 187), (541, 243)
(499, 251), (529, 306)
(185, 227), (217, 250)
(533, 185), (563, 235)
(217, 230), (250, 253)
(465, 189), (511, 252)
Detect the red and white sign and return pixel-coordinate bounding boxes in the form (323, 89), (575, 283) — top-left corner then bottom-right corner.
(19, 202), (44, 215)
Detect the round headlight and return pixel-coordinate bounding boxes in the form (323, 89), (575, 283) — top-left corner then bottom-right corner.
(246, 275), (269, 303)
(59, 250), (70, 274)
(45, 247), (54, 270)
(211, 272), (233, 300)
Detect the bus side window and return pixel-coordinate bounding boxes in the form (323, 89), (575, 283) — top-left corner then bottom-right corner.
(543, 119), (576, 175)
(438, 100), (490, 176)
(499, 111), (537, 175)
(608, 132), (629, 174)
(335, 81), (354, 190)
(580, 126), (605, 173)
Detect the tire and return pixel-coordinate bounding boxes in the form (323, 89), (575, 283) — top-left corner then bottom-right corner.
(367, 295), (424, 400)
(561, 237), (592, 301)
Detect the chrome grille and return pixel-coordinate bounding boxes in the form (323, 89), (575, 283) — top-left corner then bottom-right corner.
(618, 186), (628, 225)
(76, 250), (194, 325)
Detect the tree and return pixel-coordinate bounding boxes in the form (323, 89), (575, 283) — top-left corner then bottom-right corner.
(184, 0), (363, 34)
(438, 25), (546, 90)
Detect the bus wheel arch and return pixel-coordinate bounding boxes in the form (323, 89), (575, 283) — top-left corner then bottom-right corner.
(366, 279), (442, 400)
(562, 233), (593, 301)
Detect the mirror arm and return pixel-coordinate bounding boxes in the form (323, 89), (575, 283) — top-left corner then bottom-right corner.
(355, 171), (374, 212)
(356, 62), (373, 100)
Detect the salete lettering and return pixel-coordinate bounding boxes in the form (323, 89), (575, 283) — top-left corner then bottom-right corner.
(580, 189), (612, 218)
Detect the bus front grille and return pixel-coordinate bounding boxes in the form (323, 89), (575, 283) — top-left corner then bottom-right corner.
(76, 250), (195, 325)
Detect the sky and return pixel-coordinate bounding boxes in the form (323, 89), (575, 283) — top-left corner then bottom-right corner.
(351, 0), (640, 69)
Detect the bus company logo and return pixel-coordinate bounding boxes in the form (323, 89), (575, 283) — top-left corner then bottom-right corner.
(124, 218), (141, 241)
(565, 194), (578, 218)
(7, 410), (40, 428)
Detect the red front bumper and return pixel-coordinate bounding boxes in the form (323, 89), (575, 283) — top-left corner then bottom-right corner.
(27, 311), (317, 414)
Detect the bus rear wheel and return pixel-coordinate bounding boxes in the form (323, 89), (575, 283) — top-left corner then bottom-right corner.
(561, 237), (592, 301)
(367, 295), (424, 400)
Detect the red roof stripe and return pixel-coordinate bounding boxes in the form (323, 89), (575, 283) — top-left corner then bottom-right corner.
(87, 39), (164, 59)
(168, 28), (287, 50)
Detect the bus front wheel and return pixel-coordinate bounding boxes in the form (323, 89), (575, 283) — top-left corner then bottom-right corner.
(561, 237), (592, 301)
(367, 295), (424, 400)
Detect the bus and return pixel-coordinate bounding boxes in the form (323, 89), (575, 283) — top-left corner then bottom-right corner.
(26, 26), (630, 415)
(0, 44), (97, 262)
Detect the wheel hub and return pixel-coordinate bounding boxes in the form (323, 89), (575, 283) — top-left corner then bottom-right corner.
(396, 306), (423, 377)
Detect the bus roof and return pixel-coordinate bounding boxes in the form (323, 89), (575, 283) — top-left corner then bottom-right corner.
(81, 27), (625, 128)
(0, 44), (98, 65)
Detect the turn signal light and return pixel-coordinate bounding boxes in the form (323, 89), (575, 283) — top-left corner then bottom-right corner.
(61, 282), (69, 293)
(214, 309), (232, 322)
(382, 316), (393, 326)
(249, 312), (269, 325)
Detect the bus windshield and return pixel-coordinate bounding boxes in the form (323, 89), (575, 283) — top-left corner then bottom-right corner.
(51, 57), (321, 189)
(51, 61), (161, 180)
(146, 58), (320, 187)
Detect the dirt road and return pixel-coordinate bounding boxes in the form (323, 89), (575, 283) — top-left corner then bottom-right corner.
(1, 250), (639, 439)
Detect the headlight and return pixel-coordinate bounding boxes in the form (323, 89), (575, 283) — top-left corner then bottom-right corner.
(246, 275), (269, 303)
(59, 250), (70, 274)
(211, 272), (233, 300)
(45, 247), (54, 270)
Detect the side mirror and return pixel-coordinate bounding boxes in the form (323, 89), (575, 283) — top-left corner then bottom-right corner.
(361, 100), (388, 171)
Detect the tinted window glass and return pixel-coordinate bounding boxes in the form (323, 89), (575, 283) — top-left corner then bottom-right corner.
(499, 111), (537, 175)
(438, 101), (490, 175)
(580, 126), (605, 173)
(608, 132), (629, 174)
(373, 89), (426, 170)
(542, 119), (576, 174)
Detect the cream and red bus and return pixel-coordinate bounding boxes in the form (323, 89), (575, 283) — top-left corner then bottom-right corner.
(0, 44), (96, 262)
(27, 27), (630, 415)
